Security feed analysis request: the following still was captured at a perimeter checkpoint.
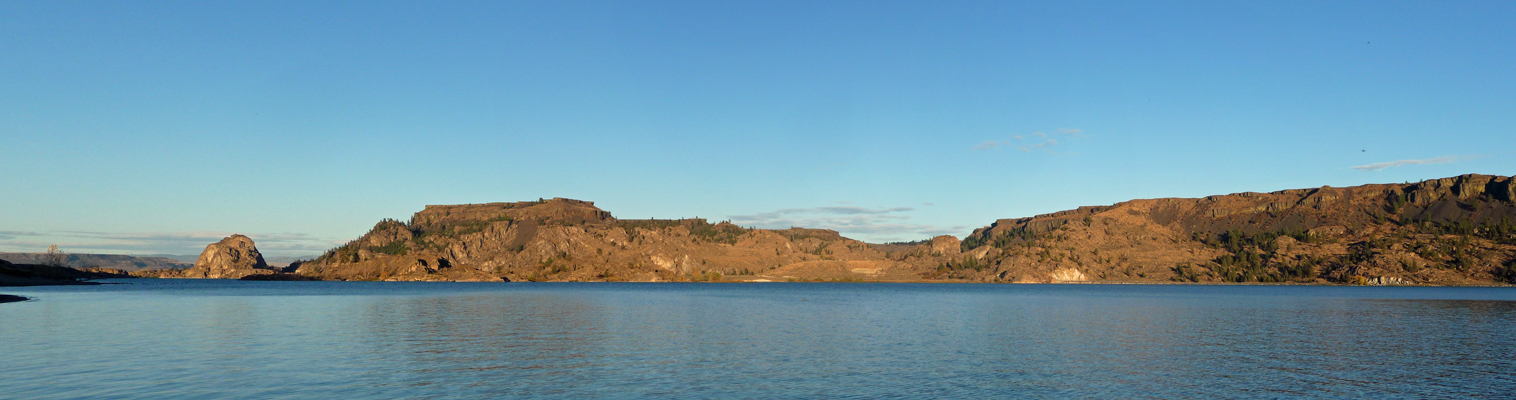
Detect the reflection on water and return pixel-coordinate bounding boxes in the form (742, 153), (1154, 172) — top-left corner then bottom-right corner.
(2, 281), (1514, 399)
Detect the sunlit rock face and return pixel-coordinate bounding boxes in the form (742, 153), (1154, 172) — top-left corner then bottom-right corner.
(177, 235), (274, 279)
(1050, 267), (1087, 282)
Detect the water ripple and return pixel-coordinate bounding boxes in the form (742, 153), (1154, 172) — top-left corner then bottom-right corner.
(2, 281), (1514, 398)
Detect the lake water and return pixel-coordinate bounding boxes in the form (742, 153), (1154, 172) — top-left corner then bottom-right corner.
(2, 280), (1514, 399)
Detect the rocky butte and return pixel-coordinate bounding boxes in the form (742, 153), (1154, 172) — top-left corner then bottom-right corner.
(171, 234), (281, 279)
(189, 174), (1516, 285)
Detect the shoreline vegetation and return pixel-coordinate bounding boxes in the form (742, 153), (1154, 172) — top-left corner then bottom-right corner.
(16, 174), (1516, 287)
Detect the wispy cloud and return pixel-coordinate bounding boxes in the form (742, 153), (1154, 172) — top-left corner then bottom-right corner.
(1351, 155), (1471, 171)
(0, 231), (337, 257)
(728, 206), (964, 243)
(1016, 139), (1058, 152)
(0, 231), (43, 241)
(973, 140), (1009, 150)
(974, 128), (1084, 153)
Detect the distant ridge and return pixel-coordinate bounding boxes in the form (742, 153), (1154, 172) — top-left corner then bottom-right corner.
(0, 253), (190, 272)
(142, 254), (201, 264)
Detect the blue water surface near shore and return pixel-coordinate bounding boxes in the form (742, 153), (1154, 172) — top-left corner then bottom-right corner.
(2, 280), (1514, 399)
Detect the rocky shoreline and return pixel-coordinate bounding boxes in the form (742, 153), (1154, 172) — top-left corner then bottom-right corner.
(0, 259), (127, 287)
(0, 294), (28, 304)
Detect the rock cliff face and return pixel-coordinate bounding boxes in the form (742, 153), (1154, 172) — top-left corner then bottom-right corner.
(951, 174), (1516, 285)
(297, 198), (908, 282)
(175, 235), (276, 279)
(294, 175), (1516, 285)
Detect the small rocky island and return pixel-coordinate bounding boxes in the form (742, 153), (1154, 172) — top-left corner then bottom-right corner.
(164, 234), (279, 279)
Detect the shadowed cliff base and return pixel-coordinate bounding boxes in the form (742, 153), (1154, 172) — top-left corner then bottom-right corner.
(274, 174), (1516, 285)
(0, 294), (28, 304)
(0, 260), (131, 287)
(238, 273), (319, 281)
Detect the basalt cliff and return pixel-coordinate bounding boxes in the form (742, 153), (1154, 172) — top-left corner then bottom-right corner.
(288, 174), (1515, 285)
(950, 173), (1516, 285)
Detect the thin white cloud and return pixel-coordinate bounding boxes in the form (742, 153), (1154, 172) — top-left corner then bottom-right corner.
(975, 128), (1084, 153)
(0, 231), (42, 241)
(729, 206), (963, 243)
(973, 140), (1010, 150)
(1351, 155), (1469, 171)
(0, 231), (337, 257)
(1016, 139), (1058, 152)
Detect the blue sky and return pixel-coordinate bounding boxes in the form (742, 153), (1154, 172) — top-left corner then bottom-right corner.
(2, 1), (1513, 257)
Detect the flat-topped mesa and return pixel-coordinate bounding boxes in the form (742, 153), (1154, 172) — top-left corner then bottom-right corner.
(297, 198), (908, 282)
(410, 198), (613, 228)
(775, 227), (844, 241)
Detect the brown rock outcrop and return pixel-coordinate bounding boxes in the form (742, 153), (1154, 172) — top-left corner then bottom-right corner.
(956, 174), (1516, 285)
(176, 235), (275, 279)
(929, 236), (961, 256)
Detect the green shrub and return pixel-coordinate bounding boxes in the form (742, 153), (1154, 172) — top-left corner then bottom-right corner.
(369, 241), (408, 256)
(1499, 259), (1516, 284)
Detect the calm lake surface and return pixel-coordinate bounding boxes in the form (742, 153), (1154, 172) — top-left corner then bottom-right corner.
(2, 280), (1514, 399)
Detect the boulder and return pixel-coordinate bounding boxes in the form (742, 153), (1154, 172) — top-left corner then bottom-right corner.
(929, 235), (961, 256)
(1366, 276), (1409, 286)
